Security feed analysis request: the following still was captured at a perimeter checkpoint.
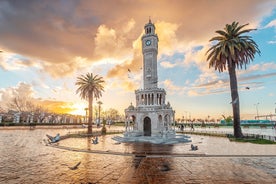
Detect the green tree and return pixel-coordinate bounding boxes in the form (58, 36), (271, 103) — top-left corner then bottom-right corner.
(206, 21), (260, 138)
(75, 73), (104, 134)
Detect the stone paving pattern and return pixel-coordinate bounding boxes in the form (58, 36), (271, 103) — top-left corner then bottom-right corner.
(0, 126), (275, 183)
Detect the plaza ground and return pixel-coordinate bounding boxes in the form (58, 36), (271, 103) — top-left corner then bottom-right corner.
(0, 125), (275, 183)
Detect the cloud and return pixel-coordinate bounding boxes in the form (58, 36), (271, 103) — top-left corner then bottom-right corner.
(240, 72), (276, 82)
(0, 0), (274, 79)
(195, 70), (276, 89)
(183, 44), (210, 73)
(0, 0), (276, 113)
(180, 61), (276, 96)
(37, 100), (76, 114)
(264, 19), (276, 28)
(161, 78), (232, 97)
(160, 61), (178, 68)
(155, 21), (180, 55)
(0, 81), (79, 114)
(94, 24), (131, 59)
(268, 40), (276, 44)
(238, 62), (276, 76)
(0, 82), (34, 108)
(0, 82), (34, 99)
(188, 61), (276, 96)
(163, 79), (185, 94)
(187, 88), (230, 96)
(0, 52), (40, 71)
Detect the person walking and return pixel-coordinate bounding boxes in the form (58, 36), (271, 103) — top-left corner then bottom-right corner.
(191, 123), (194, 131)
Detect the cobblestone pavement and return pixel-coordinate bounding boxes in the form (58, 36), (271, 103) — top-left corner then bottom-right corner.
(0, 127), (275, 183)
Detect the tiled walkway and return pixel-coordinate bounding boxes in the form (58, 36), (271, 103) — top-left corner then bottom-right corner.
(0, 126), (275, 183)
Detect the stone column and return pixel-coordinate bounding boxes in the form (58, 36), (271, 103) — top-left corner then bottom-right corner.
(30, 112), (34, 123)
(13, 113), (20, 123)
(46, 117), (49, 123)
(26, 115), (30, 123)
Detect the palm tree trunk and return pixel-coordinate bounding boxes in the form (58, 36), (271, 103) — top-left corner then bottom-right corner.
(88, 93), (93, 134)
(228, 64), (243, 138)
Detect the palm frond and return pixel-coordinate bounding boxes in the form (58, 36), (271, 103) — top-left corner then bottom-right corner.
(206, 21), (260, 73)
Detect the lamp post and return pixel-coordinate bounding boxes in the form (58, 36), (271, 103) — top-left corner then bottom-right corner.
(254, 103), (260, 120)
(184, 111), (188, 124)
(84, 108), (88, 123)
(97, 101), (103, 126)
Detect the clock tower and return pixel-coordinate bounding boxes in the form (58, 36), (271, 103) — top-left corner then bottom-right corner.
(125, 19), (175, 137)
(142, 19), (159, 89)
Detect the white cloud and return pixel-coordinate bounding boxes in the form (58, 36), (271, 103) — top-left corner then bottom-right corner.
(163, 79), (183, 93)
(0, 52), (40, 71)
(155, 21), (180, 55)
(238, 62), (276, 76)
(264, 19), (276, 28)
(123, 18), (136, 34)
(160, 61), (178, 68)
(0, 82), (35, 108)
(94, 19), (136, 60)
(268, 40), (276, 44)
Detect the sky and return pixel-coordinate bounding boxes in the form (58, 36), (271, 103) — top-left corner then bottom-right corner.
(0, 0), (276, 120)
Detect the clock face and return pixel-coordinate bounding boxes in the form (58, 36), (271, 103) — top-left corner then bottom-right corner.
(146, 40), (151, 46)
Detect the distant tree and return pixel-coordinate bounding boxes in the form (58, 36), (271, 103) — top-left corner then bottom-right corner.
(222, 115), (233, 124)
(8, 97), (26, 112)
(8, 96), (47, 113)
(75, 73), (104, 134)
(225, 116), (233, 124)
(104, 108), (120, 122)
(206, 21), (260, 138)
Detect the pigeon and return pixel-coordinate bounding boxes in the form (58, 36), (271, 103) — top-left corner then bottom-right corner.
(158, 164), (170, 171)
(191, 144), (198, 151)
(69, 161), (81, 170)
(230, 97), (238, 104)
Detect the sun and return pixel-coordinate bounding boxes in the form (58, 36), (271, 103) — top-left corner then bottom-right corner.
(69, 102), (87, 116)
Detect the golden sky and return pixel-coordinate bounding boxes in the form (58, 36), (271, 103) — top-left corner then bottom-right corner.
(1, 0), (276, 119)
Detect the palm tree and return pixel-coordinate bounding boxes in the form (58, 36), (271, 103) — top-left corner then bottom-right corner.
(75, 73), (104, 134)
(206, 21), (260, 138)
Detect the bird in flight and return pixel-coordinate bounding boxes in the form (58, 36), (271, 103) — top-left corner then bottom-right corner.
(68, 161), (81, 170)
(230, 97), (238, 104)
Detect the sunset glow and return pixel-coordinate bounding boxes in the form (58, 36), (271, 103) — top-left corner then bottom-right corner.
(0, 0), (276, 120)
(69, 103), (87, 116)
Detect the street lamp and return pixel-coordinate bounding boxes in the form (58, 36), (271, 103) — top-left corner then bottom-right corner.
(84, 108), (88, 123)
(184, 111), (188, 124)
(97, 101), (103, 126)
(254, 103), (260, 120)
